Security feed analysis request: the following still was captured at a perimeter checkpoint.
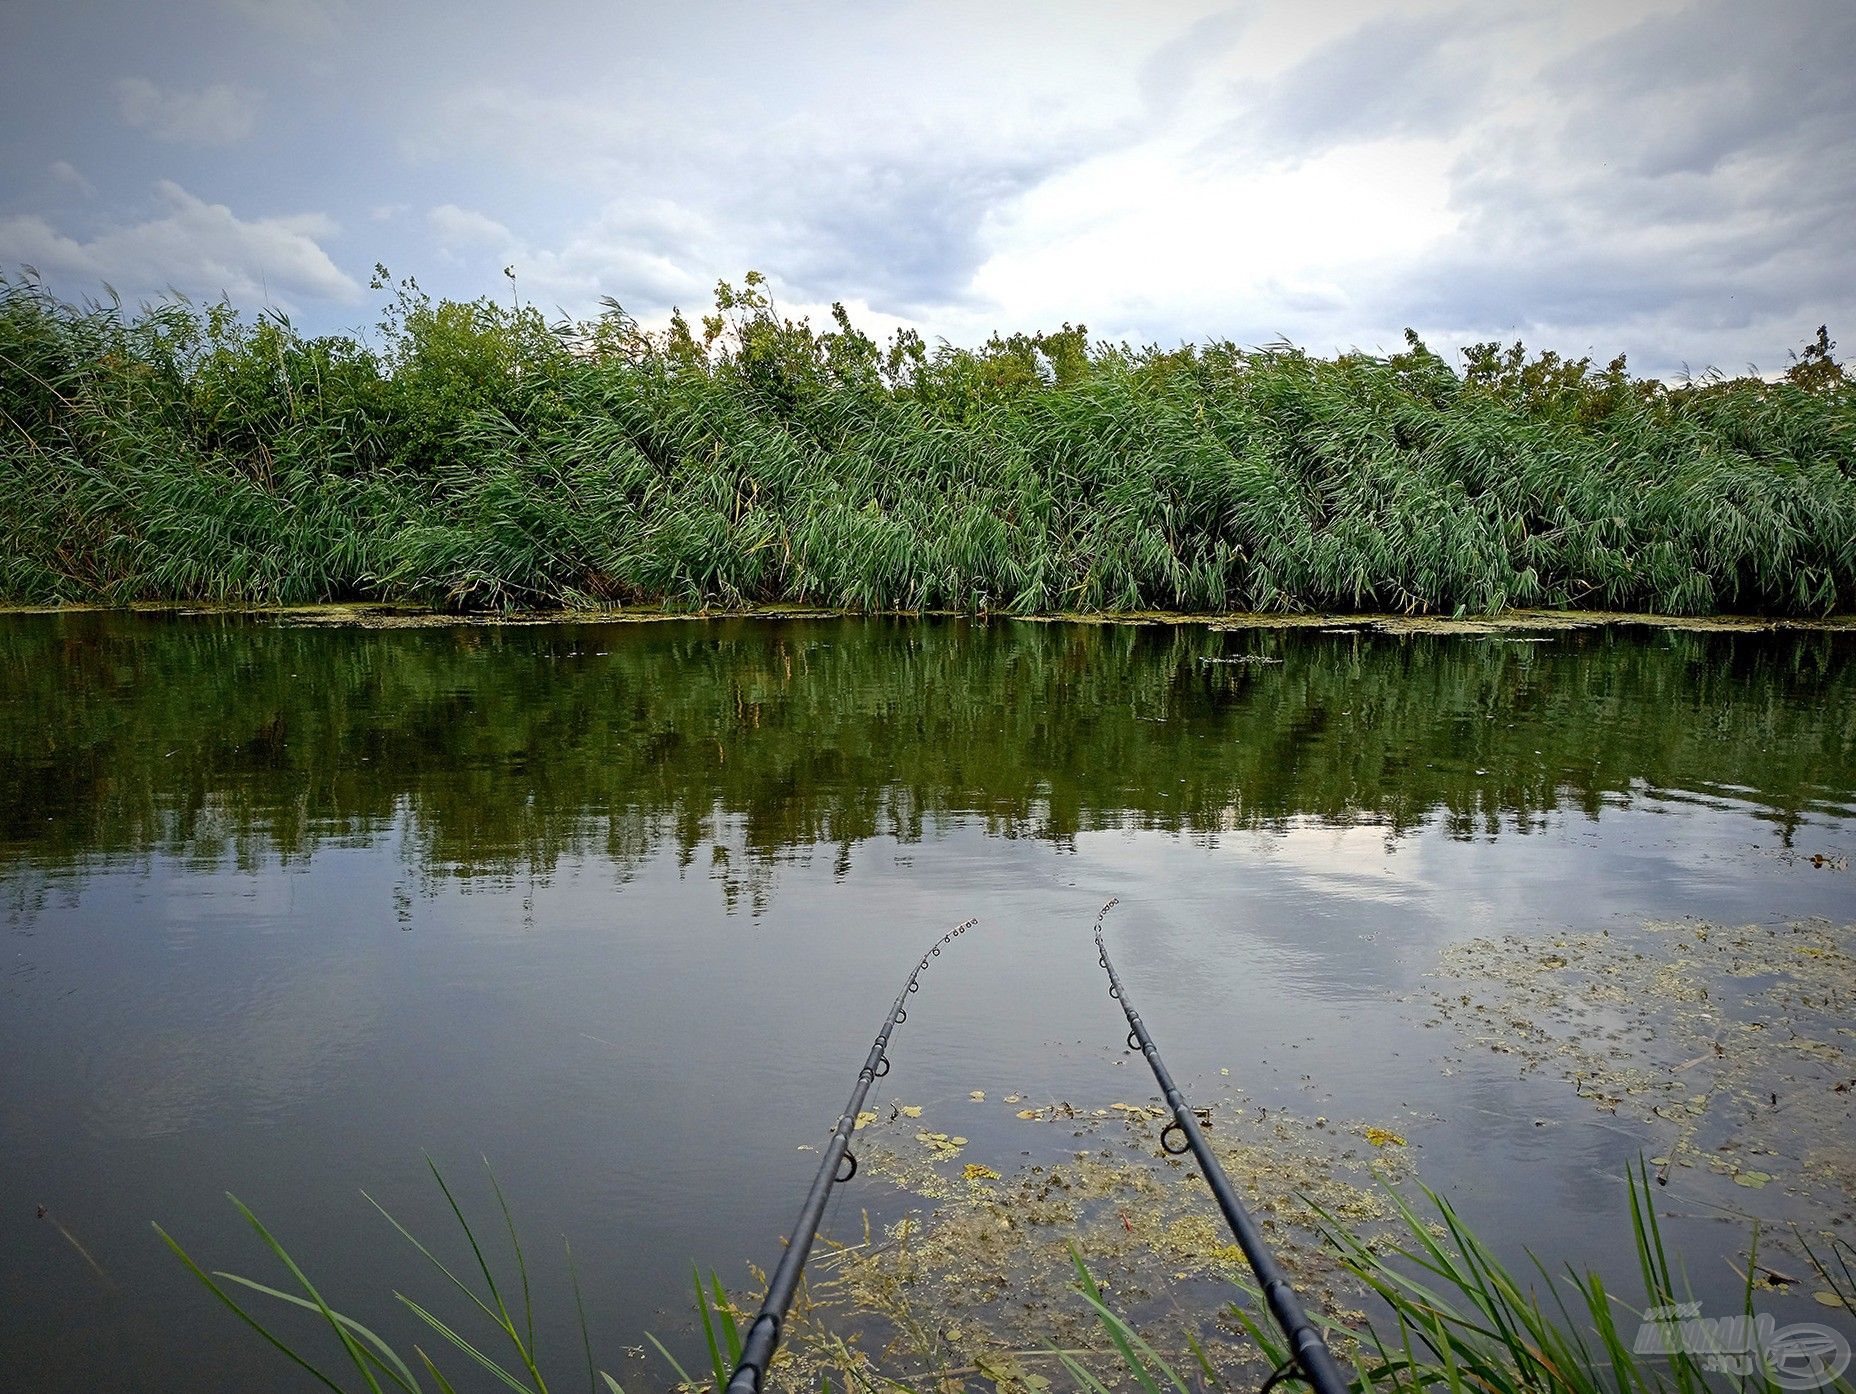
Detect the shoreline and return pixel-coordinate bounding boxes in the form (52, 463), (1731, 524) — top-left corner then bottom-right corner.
(1, 600), (1853, 633)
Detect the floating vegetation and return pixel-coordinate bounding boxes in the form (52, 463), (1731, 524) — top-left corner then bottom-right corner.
(159, 1147), (1856, 1394)
(1427, 918), (1856, 1238)
(759, 1092), (1409, 1390)
(3, 272), (1853, 616)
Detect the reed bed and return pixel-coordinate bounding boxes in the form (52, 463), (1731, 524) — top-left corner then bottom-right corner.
(3, 272), (1851, 615)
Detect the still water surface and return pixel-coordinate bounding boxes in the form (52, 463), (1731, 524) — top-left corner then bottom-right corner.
(3, 612), (1853, 1391)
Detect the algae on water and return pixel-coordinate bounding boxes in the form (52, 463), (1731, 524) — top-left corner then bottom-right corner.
(1427, 917), (1856, 1230)
(747, 1092), (1409, 1392)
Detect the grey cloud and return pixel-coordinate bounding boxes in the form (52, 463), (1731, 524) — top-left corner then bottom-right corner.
(754, 149), (1074, 311)
(1298, 0), (1856, 372)
(3, 0), (1847, 374)
(220, 0), (346, 42)
(1137, 8), (1253, 123)
(420, 87), (1111, 316)
(49, 160), (95, 197)
(115, 77), (261, 144)
(1221, 9), (1503, 158)
(1551, 0), (1856, 179)
(512, 201), (717, 314)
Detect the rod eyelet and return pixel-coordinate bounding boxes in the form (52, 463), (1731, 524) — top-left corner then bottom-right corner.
(1258, 1353), (1309, 1394)
(895, 1007), (907, 1023)
(836, 1149), (859, 1183)
(1160, 1121), (1190, 1156)
(874, 1055), (889, 1078)
(1128, 1029), (1141, 1051)
(908, 981), (918, 992)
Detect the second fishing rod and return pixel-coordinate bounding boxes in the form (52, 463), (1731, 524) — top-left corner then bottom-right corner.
(724, 917), (978, 1394)
(1093, 899), (1352, 1394)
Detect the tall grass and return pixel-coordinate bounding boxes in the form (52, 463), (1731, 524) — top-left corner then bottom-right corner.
(1069, 1160), (1856, 1394)
(3, 271), (1853, 615)
(160, 1159), (1856, 1394)
(1220, 1161), (1855, 1394)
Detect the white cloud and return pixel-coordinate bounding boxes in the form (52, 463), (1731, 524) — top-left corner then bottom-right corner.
(4, 0), (1846, 369)
(116, 78), (260, 145)
(419, 199), (714, 314)
(0, 181), (362, 307)
(49, 160), (95, 197)
(429, 204), (515, 248)
(967, 135), (1458, 348)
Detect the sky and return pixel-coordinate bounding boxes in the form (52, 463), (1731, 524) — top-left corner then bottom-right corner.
(1, 0), (1850, 375)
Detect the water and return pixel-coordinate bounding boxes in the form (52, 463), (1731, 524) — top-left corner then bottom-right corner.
(2, 611), (1852, 1391)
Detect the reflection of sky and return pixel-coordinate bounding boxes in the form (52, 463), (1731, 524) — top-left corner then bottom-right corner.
(4, 631), (1856, 1391)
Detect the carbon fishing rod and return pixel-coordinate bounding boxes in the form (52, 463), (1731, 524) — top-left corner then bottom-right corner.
(724, 917), (979, 1394)
(1092, 900), (1352, 1394)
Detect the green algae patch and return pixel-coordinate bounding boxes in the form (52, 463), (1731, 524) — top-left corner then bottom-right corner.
(753, 1098), (1407, 1392)
(1427, 918), (1856, 1233)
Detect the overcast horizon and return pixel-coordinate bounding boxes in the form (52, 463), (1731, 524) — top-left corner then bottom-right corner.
(1, 0), (1851, 376)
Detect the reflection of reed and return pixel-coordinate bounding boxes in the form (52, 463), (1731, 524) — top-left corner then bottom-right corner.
(2, 614), (1850, 881)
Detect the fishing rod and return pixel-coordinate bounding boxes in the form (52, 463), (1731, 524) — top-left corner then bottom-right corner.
(1092, 900), (1352, 1394)
(724, 917), (979, 1394)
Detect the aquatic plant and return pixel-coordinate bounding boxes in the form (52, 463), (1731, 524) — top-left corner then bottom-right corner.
(159, 1160), (1855, 1393)
(1071, 1162), (1856, 1394)
(2, 272), (1852, 616)
(1223, 1161), (1856, 1394)
(156, 1159), (627, 1394)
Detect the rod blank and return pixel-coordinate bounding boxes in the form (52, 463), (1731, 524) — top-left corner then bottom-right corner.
(1092, 900), (1353, 1394)
(724, 917), (978, 1394)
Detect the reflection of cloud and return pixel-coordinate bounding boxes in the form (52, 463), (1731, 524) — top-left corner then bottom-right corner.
(1247, 821), (1428, 905)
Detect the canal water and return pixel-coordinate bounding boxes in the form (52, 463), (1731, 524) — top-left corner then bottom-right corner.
(2, 612), (1852, 1391)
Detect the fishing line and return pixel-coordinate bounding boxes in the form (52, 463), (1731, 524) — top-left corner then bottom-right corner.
(724, 916), (979, 1394)
(1091, 899), (1352, 1394)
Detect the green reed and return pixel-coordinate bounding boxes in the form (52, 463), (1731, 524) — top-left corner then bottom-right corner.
(1127, 1161), (1855, 1394)
(3, 271), (1852, 615)
(158, 1160), (1856, 1393)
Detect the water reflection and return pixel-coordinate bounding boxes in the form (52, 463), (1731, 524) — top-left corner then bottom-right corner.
(3, 614), (1852, 909)
(3, 613), (1854, 1394)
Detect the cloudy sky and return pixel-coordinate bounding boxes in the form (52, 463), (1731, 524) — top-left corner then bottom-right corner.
(1, 0), (1850, 374)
